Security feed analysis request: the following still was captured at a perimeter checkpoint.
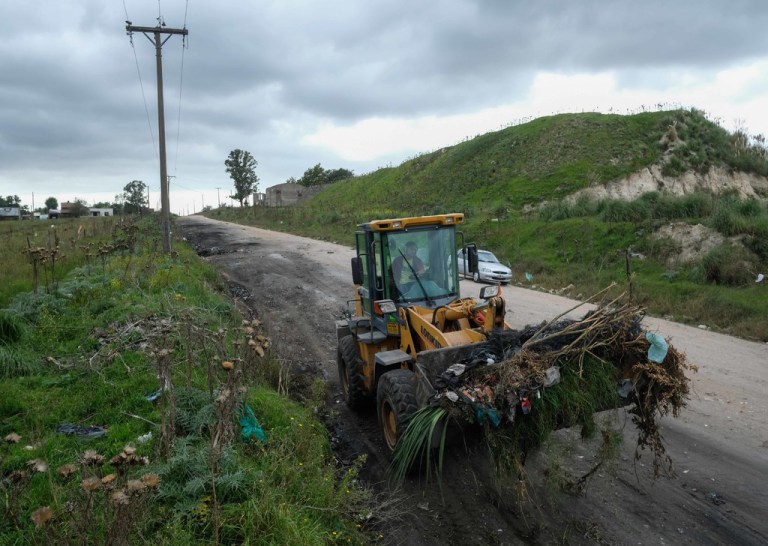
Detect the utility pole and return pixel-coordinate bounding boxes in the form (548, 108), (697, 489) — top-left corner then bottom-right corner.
(126, 21), (188, 253)
(216, 187), (221, 208)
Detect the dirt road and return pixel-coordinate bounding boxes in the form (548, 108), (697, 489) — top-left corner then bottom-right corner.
(178, 215), (768, 546)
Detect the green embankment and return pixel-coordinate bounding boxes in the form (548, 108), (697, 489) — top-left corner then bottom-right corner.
(209, 108), (768, 340)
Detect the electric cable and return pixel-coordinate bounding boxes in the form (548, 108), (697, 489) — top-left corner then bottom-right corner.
(124, 1), (159, 162)
(173, 30), (187, 175)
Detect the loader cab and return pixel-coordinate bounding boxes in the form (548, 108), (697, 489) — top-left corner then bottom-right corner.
(351, 214), (463, 335)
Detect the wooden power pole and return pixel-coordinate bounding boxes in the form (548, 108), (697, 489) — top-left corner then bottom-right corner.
(126, 22), (188, 253)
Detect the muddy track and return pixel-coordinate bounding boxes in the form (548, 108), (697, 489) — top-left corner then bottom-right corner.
(178, 215), (768, 546)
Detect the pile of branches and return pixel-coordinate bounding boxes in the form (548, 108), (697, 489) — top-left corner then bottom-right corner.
(394, 295), (696, 481)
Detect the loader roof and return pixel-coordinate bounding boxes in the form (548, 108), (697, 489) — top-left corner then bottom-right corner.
(357, 213), (464, 232)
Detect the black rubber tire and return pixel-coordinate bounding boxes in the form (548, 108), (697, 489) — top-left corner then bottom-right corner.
(472, 271), (480, 283)
(338, 335), (370, 410)
(377, 369), (419, 452)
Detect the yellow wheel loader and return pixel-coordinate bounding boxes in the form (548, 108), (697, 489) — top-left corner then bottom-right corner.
(336, 213), (510, 451)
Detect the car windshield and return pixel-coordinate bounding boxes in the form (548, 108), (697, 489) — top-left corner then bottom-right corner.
(478, 251), (500, 263)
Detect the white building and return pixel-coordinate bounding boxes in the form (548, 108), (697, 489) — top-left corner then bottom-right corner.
(89, 208), (113, 217)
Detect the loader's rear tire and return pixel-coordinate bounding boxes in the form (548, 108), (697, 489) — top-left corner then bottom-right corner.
(472, 271), (481, 283)
(377, 369), (419, 452)
(338, 335), (370, 410)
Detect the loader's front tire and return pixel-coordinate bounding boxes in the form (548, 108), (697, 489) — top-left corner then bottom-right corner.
(377, 369), (419, 452)
(338, 335), (370, 410)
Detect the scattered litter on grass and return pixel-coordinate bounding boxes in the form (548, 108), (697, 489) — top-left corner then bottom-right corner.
(238, 404), (266, 443)
(56, 424), (108, 439)
(145, 389), (163, 402)
(137, 432), (153, 443)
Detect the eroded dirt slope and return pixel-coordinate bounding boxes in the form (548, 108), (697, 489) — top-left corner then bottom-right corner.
(178, 215), (768, 546)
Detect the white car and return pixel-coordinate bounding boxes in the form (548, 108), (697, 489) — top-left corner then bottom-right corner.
(456, 249), (512, 284)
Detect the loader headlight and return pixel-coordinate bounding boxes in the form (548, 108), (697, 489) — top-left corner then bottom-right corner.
(375, 299), (397, 314)
(479, 285), (500, 299)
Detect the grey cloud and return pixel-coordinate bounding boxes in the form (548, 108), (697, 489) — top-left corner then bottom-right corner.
(2, 0), (768, 205)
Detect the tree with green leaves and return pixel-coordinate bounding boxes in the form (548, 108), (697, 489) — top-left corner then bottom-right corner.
(296, 164), (353, 186)
(122, 180), (148, 215)
(298, 163), (328, 187)
(45, 197), (58, 212)
(326, 168), (354, 183)
(225, 149), (259, 206)
(0, 195), (20, 207)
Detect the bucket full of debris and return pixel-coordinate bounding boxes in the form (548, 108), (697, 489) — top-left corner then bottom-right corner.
(391, 299), (696, 481)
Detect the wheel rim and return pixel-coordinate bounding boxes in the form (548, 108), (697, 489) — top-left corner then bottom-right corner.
(381, 400), (398, 451)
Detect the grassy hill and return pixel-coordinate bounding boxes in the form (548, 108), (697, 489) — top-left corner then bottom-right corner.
(209, 108), (768, 340)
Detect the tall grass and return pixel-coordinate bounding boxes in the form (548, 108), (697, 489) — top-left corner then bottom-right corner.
(0, 217), (129, 308)
(0, 216), (375, 544)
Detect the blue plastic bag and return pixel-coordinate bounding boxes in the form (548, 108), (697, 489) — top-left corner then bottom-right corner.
(238, 404), (266, 443)
(646, 332), (669, 364)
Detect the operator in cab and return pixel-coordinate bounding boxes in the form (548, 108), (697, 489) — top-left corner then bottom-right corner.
(391, 241), (426, 298)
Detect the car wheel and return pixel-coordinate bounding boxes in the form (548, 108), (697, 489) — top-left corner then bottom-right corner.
(338, 335), (370, 410)
(377, 369), (419, 452)
(472, 271), (480, 283)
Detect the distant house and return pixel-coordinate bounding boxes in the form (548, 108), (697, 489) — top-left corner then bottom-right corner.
(59, 202), (78, 218)
(265, 182), (327, 207)
(89, 208), (113, 217)
(0, 207), (20, 221)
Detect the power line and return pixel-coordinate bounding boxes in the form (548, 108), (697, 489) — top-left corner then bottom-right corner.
(126, 19), (159, 162)
(173, 29), (188, 174)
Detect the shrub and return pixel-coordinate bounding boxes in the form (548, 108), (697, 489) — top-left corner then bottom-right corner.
(695, 244), (758, 286)
(0, 346), (41, 378)
(744, 235), (768, 263)
(637, 236), (682, 262)
(0, 311), (24, 344)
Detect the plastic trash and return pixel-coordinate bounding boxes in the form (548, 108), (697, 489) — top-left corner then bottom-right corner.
(475, 405), (501, 427)
(238, 404), (266, 443)
(445, 363), (466, 377)
(137, 432), (153, 443)
(145, 389), (162, 402)
(708, 492), (726, 506)
(543, 366), (561, 387)
(524, 272), (534, 282)
(56, 424), (108, 439)
(757, 273), (765, 284)
(617, 379), (633, 399)
(645, 332), (669, 363)
(444, 391), (459, 403)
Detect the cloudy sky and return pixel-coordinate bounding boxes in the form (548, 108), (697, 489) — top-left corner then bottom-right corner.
(2, 0), (768, 215)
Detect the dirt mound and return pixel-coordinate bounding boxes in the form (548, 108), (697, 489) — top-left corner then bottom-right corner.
(569, 165), (768, 203)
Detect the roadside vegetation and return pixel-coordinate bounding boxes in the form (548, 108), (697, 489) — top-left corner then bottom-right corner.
(207, 108), (768, 341)
(0, 216), (376, 544)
